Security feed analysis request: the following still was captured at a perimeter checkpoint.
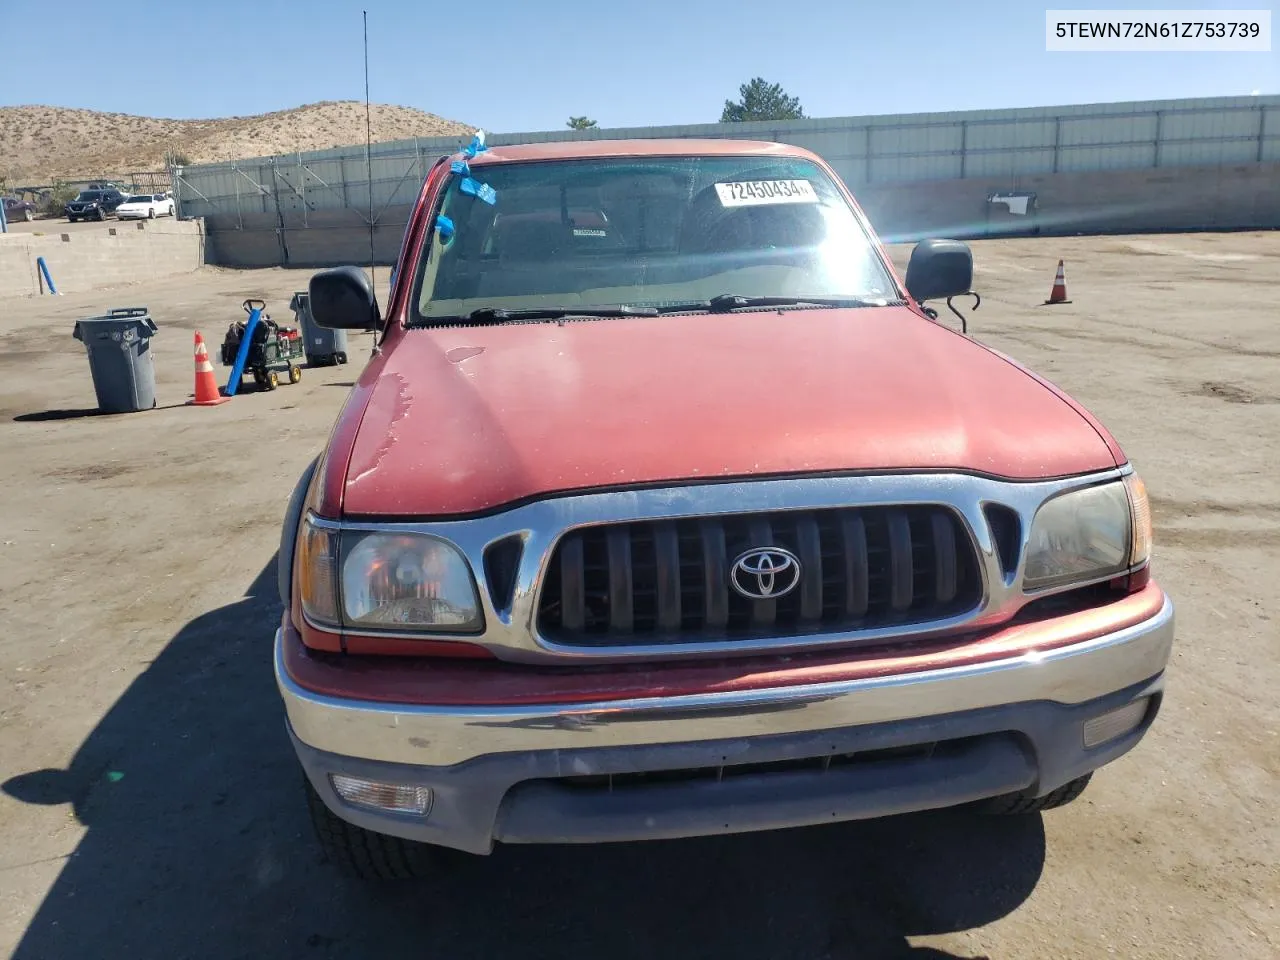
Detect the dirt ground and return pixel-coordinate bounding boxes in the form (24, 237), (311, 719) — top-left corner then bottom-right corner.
(0, 233), (1276, 960)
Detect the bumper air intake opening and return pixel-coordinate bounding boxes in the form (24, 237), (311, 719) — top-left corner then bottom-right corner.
(545, 738), (1012, 792)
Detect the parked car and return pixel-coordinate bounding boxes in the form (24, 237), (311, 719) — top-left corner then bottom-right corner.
(2, 196), (36, 222)
(116, 193), (176, 220)
(65, 188), (127, 222)
(276, 139), (1175, 879)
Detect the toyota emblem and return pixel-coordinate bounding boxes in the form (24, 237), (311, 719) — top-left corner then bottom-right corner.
(730, 547), (802, 600)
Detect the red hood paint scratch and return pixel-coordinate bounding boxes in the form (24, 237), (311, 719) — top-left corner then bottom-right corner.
(337, 307), (1119, 517)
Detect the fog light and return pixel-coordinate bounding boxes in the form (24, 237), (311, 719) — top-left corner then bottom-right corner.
(329, 774), (433, 816)
(1082, 698), (1150, 748)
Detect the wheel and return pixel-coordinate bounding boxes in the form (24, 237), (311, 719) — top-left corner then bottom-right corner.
(980, 773), (1093, 815)
(267, 370), (280, 390)
(288, 364), (302, 384)
(23, 209), (33, 222)
(148, 208), (155, 219)
(68, 216), (77, 223)
(95, 207), (106, 221)
(336, 352), (348, 365)
(304, 775), (451, 880)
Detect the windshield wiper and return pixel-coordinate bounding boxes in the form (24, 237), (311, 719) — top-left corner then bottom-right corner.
(464, 305), (658, 324)
(702, 294), (891, 312)
(412, 297), (893, 327)
(410, 305), (657, 327)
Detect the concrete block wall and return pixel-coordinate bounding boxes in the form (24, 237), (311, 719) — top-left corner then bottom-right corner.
(0, 220), (206, 299)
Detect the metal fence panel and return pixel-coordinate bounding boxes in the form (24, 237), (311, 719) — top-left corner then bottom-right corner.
(1058, 142), (1156, 172)
(174, 95), (1280, 231)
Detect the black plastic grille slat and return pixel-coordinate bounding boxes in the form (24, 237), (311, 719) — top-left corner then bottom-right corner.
(653, 522), (682, 631)
(931, 512), (958, 603)
(700, 520), (729, 629)
(540, 505), (980, 646)
(839, 514), (869, 618)
(794, 515), (823, 621)
(606, 527), (634, 632)
(558, 536), (585, 632)
(886, 510), (913, 612)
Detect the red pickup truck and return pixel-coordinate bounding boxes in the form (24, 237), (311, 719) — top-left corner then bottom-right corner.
(275, 139), (1174, 879)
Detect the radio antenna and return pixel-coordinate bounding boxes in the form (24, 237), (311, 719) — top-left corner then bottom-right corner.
(363, 9), (377, 306)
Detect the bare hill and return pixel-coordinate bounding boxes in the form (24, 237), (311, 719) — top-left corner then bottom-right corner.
(0, 101), (475, 184)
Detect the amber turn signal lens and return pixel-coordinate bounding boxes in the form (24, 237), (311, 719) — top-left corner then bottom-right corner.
(1124, 473), (1152, 567)
(296, 517), (340, 625)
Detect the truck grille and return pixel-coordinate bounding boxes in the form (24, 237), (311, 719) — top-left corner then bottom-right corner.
(537, 506), (981, 645)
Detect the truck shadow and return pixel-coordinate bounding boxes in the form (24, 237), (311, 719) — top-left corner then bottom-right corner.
(4, 558), (1041, 960)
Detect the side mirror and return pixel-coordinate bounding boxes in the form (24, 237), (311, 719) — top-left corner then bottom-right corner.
(904, 238), (973, 303)
(308, 266), (381, 330)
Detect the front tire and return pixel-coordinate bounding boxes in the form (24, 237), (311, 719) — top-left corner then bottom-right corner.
(148, 208), (156, 219)
(23, 209), (33, 222)
(305, 776), (448, 880)
(981, 773), (1093, 815)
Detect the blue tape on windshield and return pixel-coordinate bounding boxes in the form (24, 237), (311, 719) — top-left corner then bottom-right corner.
(450, 160), (470, 176)
(436, 215), (455, 241)
(460, 177), (497, 205)
(463, 129), (487, 158)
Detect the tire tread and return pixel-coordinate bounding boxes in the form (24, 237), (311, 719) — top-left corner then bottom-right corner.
(305, 777), (426, 880)
(983, 773), (1093, 815)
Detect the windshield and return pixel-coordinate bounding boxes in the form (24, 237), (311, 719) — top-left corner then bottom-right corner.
(125, 196), (149, 204)
(76, 191), (105, 201)
(413, 155), (898, 323)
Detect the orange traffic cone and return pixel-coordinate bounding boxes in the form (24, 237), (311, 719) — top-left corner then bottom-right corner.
(1044, 260), (1072, 304)
(187, 331), (230, 406)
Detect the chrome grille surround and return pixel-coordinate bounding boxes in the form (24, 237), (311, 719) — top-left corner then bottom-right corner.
(314, 466), (1135, 664)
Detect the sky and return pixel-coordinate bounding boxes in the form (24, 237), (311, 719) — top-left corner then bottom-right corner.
(0, 0), (1275, 130)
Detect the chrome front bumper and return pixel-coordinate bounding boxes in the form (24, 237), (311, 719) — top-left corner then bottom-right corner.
(278, 595), (1174, 769)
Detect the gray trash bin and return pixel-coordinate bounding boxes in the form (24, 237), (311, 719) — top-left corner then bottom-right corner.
(290, 291), (348, 367)
(72, 307), (158, 413)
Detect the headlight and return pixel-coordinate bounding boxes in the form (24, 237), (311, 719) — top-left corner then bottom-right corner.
(296, 517), (482, 633)
(1023, 476), (1151, 591)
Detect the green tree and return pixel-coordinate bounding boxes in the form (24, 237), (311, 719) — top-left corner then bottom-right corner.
(566, 116), (598, 130)
(720, 78), (805, 123)
(43, 181), (78, 216)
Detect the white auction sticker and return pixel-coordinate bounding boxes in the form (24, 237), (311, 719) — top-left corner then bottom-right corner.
(715, 180), (819, 207)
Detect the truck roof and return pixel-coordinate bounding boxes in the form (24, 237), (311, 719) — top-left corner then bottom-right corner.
(467, 139), (822, 165)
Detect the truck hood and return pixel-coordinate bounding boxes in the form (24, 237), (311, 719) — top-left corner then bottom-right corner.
(341, 306), (1118, 517)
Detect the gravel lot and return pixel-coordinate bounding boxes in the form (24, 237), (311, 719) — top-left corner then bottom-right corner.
(0, 234), (1276, 959)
